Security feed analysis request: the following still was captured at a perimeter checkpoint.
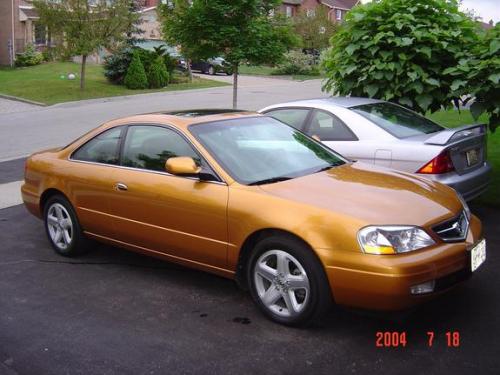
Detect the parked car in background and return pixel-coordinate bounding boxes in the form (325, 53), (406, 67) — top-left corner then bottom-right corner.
(191, 57), (232, 75)
(22, 110), (485, 326)
(260, 98), (491, 201)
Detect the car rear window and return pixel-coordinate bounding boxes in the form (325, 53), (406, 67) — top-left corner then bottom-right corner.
(351, 102), (443, 138)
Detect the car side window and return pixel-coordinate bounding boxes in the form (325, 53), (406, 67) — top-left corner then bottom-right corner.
(307, 110), (357, 141)
(265, 109), (310, 131)
(72, 127), (122, 165)
(121, 125), (201, 172)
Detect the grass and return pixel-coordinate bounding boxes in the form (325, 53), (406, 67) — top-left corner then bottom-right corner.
(239, 65), (323, 81)
(0, 62), (229, 105)
(428, 109), (498, 207)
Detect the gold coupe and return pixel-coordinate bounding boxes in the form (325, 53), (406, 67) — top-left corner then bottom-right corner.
(22, 110), (485, 326)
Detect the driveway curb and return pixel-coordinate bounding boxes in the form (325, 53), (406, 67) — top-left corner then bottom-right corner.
(0, 94), (46, 107)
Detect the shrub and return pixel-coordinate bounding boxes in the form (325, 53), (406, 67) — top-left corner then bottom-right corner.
(15, 44), (44, 67)
(104, 47), (165, 84)
(446, 24), (500, 132)
(124, 51), (148, 89)
(147, 56), (170, 88)
(322, 0), (479, 114)
(104, 48), (132, 84)
(273, 50), (320, 75)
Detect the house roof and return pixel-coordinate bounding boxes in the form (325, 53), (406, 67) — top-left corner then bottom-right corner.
(19, 7), (39, 20)
(283, 0), (303, 5)
(321, 0), (359, 10)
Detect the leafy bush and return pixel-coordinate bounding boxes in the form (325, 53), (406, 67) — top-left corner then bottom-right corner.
(104, 48), (132, 84)
(15, 44), (44, 67)
(147, 56), (170, 88)
(124, 51), (148, 89)
(322, 0), (479, 114)
(273, 50), (320, 75)
(446, 24), (500, 132)
(104, 47), (174, 84)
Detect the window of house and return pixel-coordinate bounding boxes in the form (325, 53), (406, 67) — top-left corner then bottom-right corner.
(285, 6), (293, 17)
(306, 9), (315, 17)
(336, 9), (342, 20)
(34, 23), (47, 45)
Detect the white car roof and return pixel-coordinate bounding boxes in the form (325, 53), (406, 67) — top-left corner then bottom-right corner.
(260, 97), (384, 112)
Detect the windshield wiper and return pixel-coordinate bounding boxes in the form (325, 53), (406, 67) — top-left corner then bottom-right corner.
(248, 176), (293, 186)
(314, 161), (344, 173)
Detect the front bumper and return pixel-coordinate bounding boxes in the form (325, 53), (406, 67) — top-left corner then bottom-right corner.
(320, 215), (482, 311)
(425, 161), (491, 201)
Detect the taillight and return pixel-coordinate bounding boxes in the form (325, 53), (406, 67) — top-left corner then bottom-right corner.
(417, 151), (455, 174)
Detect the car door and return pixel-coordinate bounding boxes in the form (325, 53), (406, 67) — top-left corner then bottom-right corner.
(69, 126), (124, 239)
(106, 124), (229, 269)
(303, 109), (364, 160)
(263, 108), (311, 132)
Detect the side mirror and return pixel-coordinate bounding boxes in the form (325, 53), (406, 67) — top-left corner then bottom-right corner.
(165, 157), (201, 175)
(312, 134), (321, 142)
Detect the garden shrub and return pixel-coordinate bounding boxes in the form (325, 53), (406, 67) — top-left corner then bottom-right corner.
(124, 51), (148, 89)
(147, 56), (170, 88)
(322, 0), (479, 114)
(446, 24), (500, 132)
(15, 44), (44, 67)
(273, 50), (320, 75)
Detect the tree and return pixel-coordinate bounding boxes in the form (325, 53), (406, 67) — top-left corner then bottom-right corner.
(147, 56), (170, 88)
(124, 51), (149, 89)
(159, 0), (297, 108)
(322, 0), (479, 114)
(293, 6), (337, 51)
(446, 24), (500, 132)
(34, 0), (139, 89)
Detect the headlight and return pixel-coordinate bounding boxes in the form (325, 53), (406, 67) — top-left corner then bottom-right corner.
(457, 193), (471, 220)
(358, 226), (435, 255)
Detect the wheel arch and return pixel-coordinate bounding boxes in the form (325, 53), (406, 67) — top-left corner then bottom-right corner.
(235, 228), (322, 290)
(39, 188), (71, 216)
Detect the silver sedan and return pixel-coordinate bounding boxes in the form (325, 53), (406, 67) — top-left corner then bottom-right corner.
(260, 97), (491, 201)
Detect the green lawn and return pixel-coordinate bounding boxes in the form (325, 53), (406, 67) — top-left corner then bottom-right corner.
(428, 109), (498, 207)
(239, 65), (322, 81)
(0, 62), (228, 105)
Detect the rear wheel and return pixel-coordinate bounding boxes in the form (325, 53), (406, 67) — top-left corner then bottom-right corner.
(43, 195), (89, 257)
(247, 235), (332, 326)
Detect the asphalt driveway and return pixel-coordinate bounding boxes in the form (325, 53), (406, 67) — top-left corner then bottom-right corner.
(0, 201), (499, 375)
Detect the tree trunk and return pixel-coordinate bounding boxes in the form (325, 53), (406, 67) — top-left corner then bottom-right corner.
(80, 54), (87, 90)
(232, 64), (239, 109)
(187, 58), (193, 83)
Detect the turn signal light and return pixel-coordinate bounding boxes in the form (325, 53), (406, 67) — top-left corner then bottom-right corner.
(417, 151), (454, 174)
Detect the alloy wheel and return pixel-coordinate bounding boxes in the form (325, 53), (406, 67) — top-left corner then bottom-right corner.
(46, 203), (73, 250)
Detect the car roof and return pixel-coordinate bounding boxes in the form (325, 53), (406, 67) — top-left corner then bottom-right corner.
(103, 110), (260, 132)
(261, 97), (384, 111)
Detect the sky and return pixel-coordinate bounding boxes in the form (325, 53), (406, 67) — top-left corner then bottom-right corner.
(460, 0), (500, 23)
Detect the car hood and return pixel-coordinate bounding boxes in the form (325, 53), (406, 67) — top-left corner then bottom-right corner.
(258, 162), (461, 227)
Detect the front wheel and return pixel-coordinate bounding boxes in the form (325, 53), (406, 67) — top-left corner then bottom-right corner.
(44, 195), (89, 257)
(247, 236), (332, 326)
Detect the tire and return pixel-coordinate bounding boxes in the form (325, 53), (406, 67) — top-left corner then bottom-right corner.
(208, 65), (215, 75)
(43, 195), (89, 257)
(247, 235), (332, 326)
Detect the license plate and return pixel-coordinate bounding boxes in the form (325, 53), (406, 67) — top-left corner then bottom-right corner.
(466, 148), (480, 166)
(471, 239), (486, 272)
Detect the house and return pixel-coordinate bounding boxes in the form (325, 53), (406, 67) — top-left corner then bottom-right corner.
(0, 0), (49, 66)
(280, 0), (360, 22)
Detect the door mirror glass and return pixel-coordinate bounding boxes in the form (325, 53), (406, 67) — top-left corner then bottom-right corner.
(165, 157), (201, 175)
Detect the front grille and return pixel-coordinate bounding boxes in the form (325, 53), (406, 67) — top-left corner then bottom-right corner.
(432, 211), (469, 242)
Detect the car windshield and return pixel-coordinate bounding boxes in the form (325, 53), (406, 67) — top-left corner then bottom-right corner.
(351, 102), (443, 138)
(189, 117), (346, 185)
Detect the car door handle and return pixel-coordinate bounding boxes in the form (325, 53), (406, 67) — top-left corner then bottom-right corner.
(114, 182), (128, 191)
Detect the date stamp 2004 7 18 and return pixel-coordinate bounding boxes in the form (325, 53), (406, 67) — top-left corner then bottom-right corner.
(375, 331), (460, 348)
